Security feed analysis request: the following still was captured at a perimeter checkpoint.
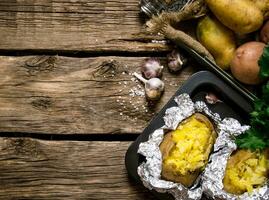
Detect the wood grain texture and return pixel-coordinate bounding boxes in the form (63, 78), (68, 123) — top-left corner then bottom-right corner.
(0, 55), (195, 134)
(0, 0), (170, 53)
(0, 138), (155, 199)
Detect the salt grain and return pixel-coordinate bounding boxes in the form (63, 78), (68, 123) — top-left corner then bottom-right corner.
(129, 87), (145, 97)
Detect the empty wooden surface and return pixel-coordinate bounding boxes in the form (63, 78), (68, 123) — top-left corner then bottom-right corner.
(0, 0), (196, 199)
(0, 138), (155, 199)
(0, 0), (170, 53)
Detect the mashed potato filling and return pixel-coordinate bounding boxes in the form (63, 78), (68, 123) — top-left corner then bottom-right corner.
(162, 115), (214, 176)
(223, 149), (269, 195)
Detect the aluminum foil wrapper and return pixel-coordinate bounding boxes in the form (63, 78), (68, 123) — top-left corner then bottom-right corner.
(202, 119), (269, 200)
(137, 93), (222, 200)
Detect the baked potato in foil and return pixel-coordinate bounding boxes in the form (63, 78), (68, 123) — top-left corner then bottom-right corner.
(160, 113), (217, 187)
(223, 149), (269, 195)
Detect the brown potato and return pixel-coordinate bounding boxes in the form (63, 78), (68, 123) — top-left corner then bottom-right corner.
(230, 42), (265, 85)
(160, 113), (216, 187)
(260, 20), (269, 43)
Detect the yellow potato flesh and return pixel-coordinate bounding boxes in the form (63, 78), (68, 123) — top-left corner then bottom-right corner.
(160, 113), (216, 187)
(223, 149), (269, 195)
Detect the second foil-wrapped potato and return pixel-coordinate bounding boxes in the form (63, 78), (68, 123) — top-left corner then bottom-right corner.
(223, 149), (269, 195)
(160, 113), (217, 187)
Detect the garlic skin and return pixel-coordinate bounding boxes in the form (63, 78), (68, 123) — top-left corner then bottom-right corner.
(167, 50), (187, 72)
(145, 78), (165, 101)
(133, 72), (165, 101)
(205, 93), (222, 104)
(141, 58), (163, 79)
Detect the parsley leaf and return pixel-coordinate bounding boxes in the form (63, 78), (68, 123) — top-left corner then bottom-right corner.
(259, 45), (269, 79)
(236, 129), (267, 150)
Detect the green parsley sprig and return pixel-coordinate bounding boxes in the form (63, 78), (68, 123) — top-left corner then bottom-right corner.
(236, 45), (269, 150)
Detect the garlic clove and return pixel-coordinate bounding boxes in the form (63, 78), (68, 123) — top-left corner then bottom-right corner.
(141, 58), (163, 79)
(167, 50), (188, 72)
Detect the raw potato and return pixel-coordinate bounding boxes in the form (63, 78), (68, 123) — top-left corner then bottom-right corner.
(205, 0), (264, 34)
(160, 113), (216, 187)
(197, 15), (236, 70)
(251, 0), (269, 18)
(260, 20), (269, 43)
(231, 42), (265, 85)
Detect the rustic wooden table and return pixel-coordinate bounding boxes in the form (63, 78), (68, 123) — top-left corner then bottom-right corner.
(0, 1), (196, 199)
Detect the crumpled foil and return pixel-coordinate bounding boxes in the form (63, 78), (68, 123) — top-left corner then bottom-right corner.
(137, 93), (268, 200)
(202, 118), (269, 200)
(137, 93), (221, 200)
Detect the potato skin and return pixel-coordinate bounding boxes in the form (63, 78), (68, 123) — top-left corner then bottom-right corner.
(251, 0), (269, 18)
(260, 20), (269, 43)
(197, 15), (236, 70)
(230, 42), (265, 85)
(205, 0), (264, 34)
(160, 113), (216, 187)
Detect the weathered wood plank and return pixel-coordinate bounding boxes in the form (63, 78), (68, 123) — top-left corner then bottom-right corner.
(0, 138), (154, 199)
(0, 56), (195, 134)
(0, 0), (170, 53)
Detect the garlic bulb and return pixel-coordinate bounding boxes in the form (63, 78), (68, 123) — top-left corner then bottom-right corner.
(133, 72), (164, 101)
(141, 58), (163, 79)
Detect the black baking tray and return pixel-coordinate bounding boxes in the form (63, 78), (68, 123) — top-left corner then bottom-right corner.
(125, 70), (253, 200)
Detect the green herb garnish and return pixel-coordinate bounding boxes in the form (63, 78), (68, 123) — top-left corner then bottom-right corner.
(236, 45), (269, 150)
(259, 45), (269, 79)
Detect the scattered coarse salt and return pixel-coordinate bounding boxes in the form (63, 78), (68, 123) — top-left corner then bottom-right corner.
(129, 86), (145, 97)
(151, 40), (166, 44)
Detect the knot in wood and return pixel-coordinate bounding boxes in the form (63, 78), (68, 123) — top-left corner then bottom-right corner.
(93, 60), (119, 78)
(24, 56), (57, 76)
(5, 138), (44, 159)
(31, 96), (53, 111)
